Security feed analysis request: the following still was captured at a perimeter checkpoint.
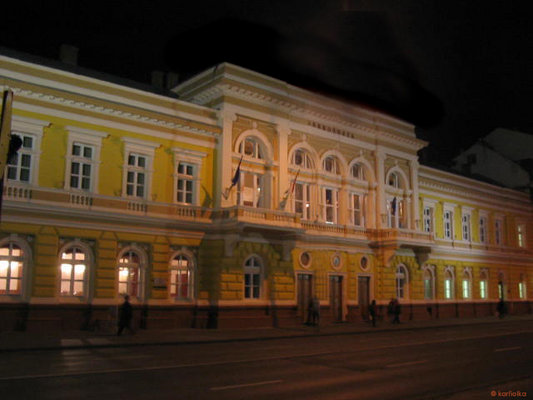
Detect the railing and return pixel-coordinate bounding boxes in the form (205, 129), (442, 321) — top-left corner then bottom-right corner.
(127, 200), (147, 213)
(3, 183), (32, 200)
(369, 228), (434, 243)
(70, 193), (93, 207)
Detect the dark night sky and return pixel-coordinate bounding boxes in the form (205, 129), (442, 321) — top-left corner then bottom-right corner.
(2, 0), (532, 167)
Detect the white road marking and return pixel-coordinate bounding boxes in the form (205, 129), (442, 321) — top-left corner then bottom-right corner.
(386, 360), (428, 368)
(210, 379), (283, 391)
(494, 346), (522, 352)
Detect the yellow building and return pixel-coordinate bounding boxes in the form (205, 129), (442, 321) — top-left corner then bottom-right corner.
(1, 53), (531, 331)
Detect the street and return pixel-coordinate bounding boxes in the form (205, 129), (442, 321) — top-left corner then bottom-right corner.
(0, 320), (531, 399)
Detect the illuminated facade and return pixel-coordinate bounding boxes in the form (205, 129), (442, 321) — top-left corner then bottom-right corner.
(0, 53), (531, 331)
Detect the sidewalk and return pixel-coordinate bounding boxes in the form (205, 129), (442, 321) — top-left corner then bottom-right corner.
(1, 314), (532, 352)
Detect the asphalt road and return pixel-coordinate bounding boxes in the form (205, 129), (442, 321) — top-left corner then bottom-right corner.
(1, 320), (532, 400)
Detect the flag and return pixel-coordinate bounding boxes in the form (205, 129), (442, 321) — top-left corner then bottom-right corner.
(0, 90), (15, 224)
(391, 197), (397, 216)
(222, 155), (243, 200)
(279, 169), (300, 210)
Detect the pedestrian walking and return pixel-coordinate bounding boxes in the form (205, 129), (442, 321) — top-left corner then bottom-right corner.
(497, 298), (506, 319)
(369, 300), (377, 327)
(117, 295), (134, 336)
(387, 298), (395, 323)
(392, 299), (401, 324)
(306, 296), (320, 326)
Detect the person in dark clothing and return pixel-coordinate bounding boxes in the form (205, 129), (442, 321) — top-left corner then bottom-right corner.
(117, 295), (134, 336)
(497, 298), (506, 319)
(392, 299), (401, 324)
(369, 300), (377, 327)
(387, 298), (395, 323)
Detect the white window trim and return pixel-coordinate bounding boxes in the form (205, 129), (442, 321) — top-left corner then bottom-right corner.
(349, 191), (365, 227)
(57, 239), (94, 303)
(122, 137), (159, 200)
(7, 116), (47, 186)
(0, 234), (32, 302)
(494, 216), (504, 246)
(517, 222), (527, 249)
(64, 127), (107, 193)
(169, 248), (196, 302)
(293, 181), (312, 220)
(478, 211), (489, 244)
(117, 245), (148, 302)
(395, 264), (409, 300)
(321, 186), (339, 224)
(422, 265), (436, 300)
(172, 148), (207, 206)
(462, 267), (472, 299)
(443, 203), (455, 240)
(479, 268), (489, 300)
(444, 266), (455, 300)
(243, 254), (264, 301)
(461, 208), (473, 242)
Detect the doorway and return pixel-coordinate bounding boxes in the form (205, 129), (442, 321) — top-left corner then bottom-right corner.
(297, 273), (313, 323)
(358, 276), (370, 320)
(329, 275), (343, 322)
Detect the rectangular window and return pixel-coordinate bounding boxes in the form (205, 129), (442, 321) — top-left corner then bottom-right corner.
(126, 153), (147, 198)
(495, 219), (502, 246)
(70, 143), (94, 191)
(517, 224), (526, 248)
(444, 279), (453, 299)
(444, 210), (453, 239)
(323, 188), (338, 224)
(244, 273), (260, 299)
(424, 279), (433, 300)
(462, 280), (470, 299)
(238, 171), (264, 208)
(294, 182), (311, 220)
(479, 217), (487, 244)
(349, 193), (364, 227)
(423, 207), (432, 233)
(462, 213), (471, 241)
(480, 281), (487, 299)
(7, 134), (34, 183)
(518, 282), (526, 299)
(177, 162), (195, 204)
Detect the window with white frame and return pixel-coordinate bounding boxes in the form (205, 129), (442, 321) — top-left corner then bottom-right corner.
(239, 136), (263, 159)
(423, 206), (433, 233)
(387, 171), (400, 188)
(479, 270), (488, 299)
(177, 162), (195, 204)
(444, 209), (453, 239)
(60, 246), (88, 297)
(118, 250), (141, 298)
(0, 242), (24, 295)
(323, 156), (340, 175)
(294, 182), (311, 220)
(6, 134), (34, 183)
(517, 224), (526, 248)
(65, 127), (106, 193)
(462, 269), (472, 299)
(444, 268), (454, 299)
(395, 264), (408, 299)
(479, 216), (488, 244)
(322, 187), (339, 224)
(125, 153), (147, 198)
(238, 171), (264, 208)
(244, 255), (262, 299)
(291, 148), (314, 169)
(351, 163), (365, 180)
(518, 274), (526, 299)
(170, 253), (194, 300)
(423, 266), (435, 300)
(495, 218), (503, 246)
(349, 192), (364, 227)
(462, 212), (471, 241)
(70, 143), (94, 191)
(387, 197), (406, 228)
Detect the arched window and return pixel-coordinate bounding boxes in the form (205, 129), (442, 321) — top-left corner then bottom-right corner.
(423, 266), (435, 300)
(395, 264), (409, 299)
(479, 269), (488, 299)
(444, 267), (455, 300)
(244, 256), (262, 299)
(118, 249), (142, 299)
(170, 252), (194, 300)
(351, 163), (365, 180)
(0, 242), (24, 295)
(387, 171), (403, 188)
(291, 148), (314, 169)
(323, 156), (340, 175)
(60, 245), (89, 297)
(239, 136), (263, 159)
(462, 269), (472, 299)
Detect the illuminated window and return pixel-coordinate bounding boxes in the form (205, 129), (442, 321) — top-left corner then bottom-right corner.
(294, 182), (311, 220)
(479, 270), (488, 299)
(244, 256), (262, 299)
(444, 268), (454, 299)
(517, 224), (526, 248)
(60, 246), (88, 297)
(118, 250), (141, 298)
(518, 274), (527, 299)
(423, 267), (435, 300)
(170, 253), (194, 300)
(0, 242), (23, 295)
(238, 171), (264, 208)
(387, 198), (406, 228)
(395, 264), (409, 299)
(322, 188), (339, 224)
(462, 269), (472, 299)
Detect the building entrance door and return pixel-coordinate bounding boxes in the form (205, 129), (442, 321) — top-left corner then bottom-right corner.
(358, 276), (370, 320)
(297, 273), (313, 323)
(329, 275), (343, 322)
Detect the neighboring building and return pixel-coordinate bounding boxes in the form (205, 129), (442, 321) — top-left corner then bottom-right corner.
(452, 128), (533, 192)
(0, 52), (532, 332)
